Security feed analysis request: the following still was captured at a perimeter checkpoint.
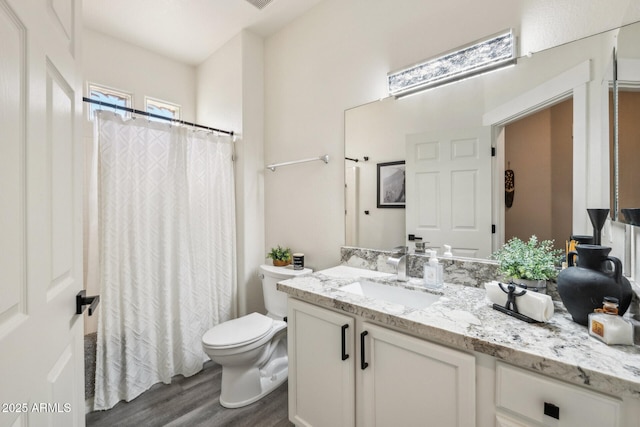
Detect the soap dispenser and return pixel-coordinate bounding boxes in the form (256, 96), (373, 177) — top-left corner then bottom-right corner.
(424, 250), (444, 289)
(443, 245), (453, 258)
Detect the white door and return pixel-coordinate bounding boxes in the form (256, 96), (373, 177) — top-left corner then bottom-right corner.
(358, 322), (476, 427)
(406, 127), (492, 258)
(0, 1), (84, 426)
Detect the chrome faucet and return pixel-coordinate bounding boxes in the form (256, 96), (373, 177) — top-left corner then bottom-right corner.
(387, 246), (409, 282)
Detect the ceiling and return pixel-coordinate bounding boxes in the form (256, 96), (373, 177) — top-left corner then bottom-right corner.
(83, 0), (640, 67)
(82, 0), (323, 65)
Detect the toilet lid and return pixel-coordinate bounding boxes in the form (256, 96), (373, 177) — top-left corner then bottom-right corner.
(202, 312), (273, 348)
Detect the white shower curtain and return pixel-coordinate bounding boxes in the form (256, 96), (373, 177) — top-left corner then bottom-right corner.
(89, 113), (237, 410)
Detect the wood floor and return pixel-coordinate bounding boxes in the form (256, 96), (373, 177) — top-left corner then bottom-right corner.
(86, 362), (293, 427)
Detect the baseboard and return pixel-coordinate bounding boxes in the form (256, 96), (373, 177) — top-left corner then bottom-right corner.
(85, 397), (94, 414)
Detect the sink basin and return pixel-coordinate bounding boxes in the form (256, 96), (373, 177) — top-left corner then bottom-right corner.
(318, 265), (394, 279)
(338, 280), (440, 309)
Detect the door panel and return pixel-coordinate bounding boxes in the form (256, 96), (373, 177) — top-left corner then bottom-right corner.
(0, 0), (84, 425)
(416, 172), (439, 227)
(48, 59), (75, 292)
(46, 344), (76, 426)
(0, 0), (26, 333)
(451, 170), (477, 228)
(406, 127), (492, 258)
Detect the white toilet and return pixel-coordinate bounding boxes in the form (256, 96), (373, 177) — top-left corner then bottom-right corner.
(202, 264), (312, 408)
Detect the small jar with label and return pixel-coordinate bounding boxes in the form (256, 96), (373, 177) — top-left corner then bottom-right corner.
(588, 297), (634, 345)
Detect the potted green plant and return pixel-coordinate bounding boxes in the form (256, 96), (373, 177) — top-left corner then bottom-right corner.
(491, 235), (563, 292)
(267, 245), (292, 267)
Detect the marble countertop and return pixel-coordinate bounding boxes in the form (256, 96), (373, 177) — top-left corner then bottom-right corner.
(277, 265), (640, 400)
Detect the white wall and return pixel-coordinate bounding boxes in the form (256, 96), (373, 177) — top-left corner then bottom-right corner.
(196, 35), (242, 132)
(83, 29), (196, 119)
(344, 98), (406, 250)
(82, 29), (197, 334)
(197, 31), (266, 317)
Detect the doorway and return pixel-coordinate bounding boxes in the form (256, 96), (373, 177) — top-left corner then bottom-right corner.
(503, 98), (573, 249)
(485, 61), (591, 253)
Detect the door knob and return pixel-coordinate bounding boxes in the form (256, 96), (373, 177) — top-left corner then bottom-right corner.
(76, 290), (100, 316)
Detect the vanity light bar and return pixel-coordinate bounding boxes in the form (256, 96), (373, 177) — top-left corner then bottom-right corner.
(387, 29), (517, 97)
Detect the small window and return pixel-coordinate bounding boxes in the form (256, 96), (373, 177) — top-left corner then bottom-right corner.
(87, 83), (132, 119)
(145, 97), (181, 122)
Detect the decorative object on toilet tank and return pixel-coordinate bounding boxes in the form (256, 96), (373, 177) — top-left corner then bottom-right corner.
(491, 236), (563, 293)
(557, 244), (633, 326)
(292, 253), (304, 270)
(267, 245), (292, 267)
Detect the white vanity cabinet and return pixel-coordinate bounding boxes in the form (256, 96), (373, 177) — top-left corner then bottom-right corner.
(494, 362), (624, 427)
(287, 298), (476, 427)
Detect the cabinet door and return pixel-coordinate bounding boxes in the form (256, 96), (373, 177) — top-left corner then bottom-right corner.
(288, 298), (356, 427)
(359, 322), (476, 427)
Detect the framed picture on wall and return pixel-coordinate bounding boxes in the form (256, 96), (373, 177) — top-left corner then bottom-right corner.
(377, 161), (406, 208)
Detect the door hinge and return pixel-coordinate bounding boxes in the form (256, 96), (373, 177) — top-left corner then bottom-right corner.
(491, 147), (496, 157)
(492, 224), (496, 234)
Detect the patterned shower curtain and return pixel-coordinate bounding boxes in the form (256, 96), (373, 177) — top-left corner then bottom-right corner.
(89, 112), (237, 410)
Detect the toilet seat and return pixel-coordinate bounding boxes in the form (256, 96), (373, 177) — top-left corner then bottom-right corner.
(202, 312), (274, 349)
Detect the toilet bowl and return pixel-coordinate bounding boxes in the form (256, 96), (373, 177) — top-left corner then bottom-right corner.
(202, 264), (312, 408)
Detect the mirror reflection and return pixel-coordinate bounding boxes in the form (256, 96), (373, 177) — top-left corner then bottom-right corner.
(612, 22), (640, 225)
(345, 25), (624, 259)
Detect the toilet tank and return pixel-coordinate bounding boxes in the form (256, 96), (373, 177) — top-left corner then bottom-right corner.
(259, 264), (312, 319)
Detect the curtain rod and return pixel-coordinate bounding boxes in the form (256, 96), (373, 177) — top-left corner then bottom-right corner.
(82, 97), (234, 136)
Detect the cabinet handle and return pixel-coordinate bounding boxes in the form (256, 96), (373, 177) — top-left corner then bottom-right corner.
(360, 331), (369, 370)
(544, 402), (560, 420)
(341, 324), (349, 361)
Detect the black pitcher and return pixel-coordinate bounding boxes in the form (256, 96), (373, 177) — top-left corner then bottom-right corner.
(557, 244), (633, 325)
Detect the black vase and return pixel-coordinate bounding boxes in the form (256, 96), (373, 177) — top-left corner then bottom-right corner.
(557, 244), (633, 326)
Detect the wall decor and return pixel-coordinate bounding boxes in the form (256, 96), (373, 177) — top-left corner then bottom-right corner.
(505, 166), (515, 208)
(377, 161), (406, 208)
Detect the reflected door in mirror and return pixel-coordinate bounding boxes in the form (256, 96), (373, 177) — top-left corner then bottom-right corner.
(406, 127), (492, 258)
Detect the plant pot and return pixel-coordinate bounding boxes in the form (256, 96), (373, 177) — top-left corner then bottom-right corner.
(272, 259), (291, 267)
(509, 278), (547, 294)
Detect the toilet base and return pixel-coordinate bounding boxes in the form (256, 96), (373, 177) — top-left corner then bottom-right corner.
(219, 363), (288, 408)
(219, 345), (288, 408)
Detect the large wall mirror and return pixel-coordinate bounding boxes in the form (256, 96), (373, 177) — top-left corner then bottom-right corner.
(612, 22), (640, 225)
(345, 20), (639, 260)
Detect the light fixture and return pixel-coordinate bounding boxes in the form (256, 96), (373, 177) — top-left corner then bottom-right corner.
(387, 29), (517, 97)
